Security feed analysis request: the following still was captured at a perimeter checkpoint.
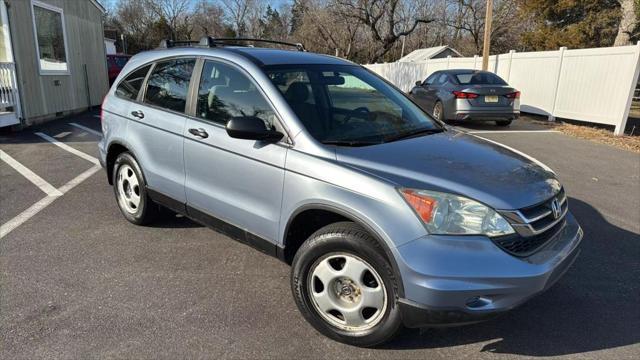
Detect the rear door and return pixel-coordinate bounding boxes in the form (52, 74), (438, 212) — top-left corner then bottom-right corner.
(125, 57), (196, 207)
(183, 58), (287, 244)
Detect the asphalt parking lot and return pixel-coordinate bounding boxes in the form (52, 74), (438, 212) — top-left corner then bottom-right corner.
(1, 111), (639, 359)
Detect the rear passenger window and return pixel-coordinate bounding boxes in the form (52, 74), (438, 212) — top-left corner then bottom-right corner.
(144, 58), (196, 113)
(115, 65), (151, 100)
(196, 60), (276, 127)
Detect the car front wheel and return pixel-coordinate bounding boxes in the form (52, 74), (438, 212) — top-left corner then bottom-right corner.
(291, 222), (403, 347)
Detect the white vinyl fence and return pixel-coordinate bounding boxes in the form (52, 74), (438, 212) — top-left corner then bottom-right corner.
(364, 42), (640, 135)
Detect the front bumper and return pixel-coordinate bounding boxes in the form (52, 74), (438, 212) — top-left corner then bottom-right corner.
(395, 211), (582, 328)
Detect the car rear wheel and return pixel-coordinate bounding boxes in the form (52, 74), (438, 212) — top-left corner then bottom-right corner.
(112, 152), (158, 225)
(496, 120), (512, 126)
(432, 101), (444, 122)
(291, 222), (403, 347)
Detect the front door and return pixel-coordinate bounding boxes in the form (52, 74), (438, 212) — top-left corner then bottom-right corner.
(183, 58), (287, 244)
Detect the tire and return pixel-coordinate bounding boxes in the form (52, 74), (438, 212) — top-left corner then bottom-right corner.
(432, 101), (444, 122)
(112, 152), (158, 225)
(496, 120), (512, 127)
(291, 222), (403, 347)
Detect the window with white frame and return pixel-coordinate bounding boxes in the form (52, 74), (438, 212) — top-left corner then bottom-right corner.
(31, 1), (69, 74)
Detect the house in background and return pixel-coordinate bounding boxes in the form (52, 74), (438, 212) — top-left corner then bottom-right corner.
(399, 46), (462, 63)
(0, 0), (109, 128)
(104, 37), (116, 55)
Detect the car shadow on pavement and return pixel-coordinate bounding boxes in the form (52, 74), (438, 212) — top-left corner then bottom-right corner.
(381, 197), (640, 356)
(151, 211), (204, 229)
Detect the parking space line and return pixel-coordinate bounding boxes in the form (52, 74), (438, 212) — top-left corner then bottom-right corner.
(58, 165), (101, 194)
(470, 134), (555, 173)
(465, 130), (561, 134)
(0, 150), (63, 196)
(69, 122), (102, 137)
(35, 132), (100, 165)
(0, 196), (58, 238)
(0, 164), (102, 239)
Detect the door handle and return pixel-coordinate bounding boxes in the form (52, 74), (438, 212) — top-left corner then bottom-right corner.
(188, 128), (209, 138)
(131, 110), (144, 119)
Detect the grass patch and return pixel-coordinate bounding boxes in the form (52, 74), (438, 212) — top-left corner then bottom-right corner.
(548, 122), (640, 153)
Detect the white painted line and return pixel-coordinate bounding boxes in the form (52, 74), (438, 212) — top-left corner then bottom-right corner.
(0, 165), (102, 239)
(0, 196), (58, 238)
(34, 132), (100, 165)
(58, 165), (101, 194)
(54, 131), (72, 138)
(0, 150), (63, 196)
(471, 134), (556, 174)
(466, 130), (561, 134)
(69, 122), (102, 137)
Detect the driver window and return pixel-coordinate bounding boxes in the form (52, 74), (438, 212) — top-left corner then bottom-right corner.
(196, 60), (276, 127)
(424, 73), (438, 85)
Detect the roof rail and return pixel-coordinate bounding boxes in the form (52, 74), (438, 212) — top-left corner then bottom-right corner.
(157, 39), (200, 49)
(158, 36), (306, 51)
(207, 37), (306, 52)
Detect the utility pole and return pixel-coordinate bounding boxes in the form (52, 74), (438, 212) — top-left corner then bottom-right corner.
(482, 0), (493, 71)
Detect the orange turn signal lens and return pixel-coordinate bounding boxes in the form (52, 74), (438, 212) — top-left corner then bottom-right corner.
(400, 189), (438, 223)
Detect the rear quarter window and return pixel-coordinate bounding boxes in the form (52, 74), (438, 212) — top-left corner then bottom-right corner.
(115, 64), (152, 100)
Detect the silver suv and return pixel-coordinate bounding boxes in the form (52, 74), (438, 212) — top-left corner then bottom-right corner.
(98, 38), (583, 347)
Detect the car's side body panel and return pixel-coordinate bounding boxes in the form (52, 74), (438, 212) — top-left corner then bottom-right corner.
(278, 149), (429, 248)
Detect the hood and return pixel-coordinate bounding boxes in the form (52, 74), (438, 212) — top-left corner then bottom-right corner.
(335, 130), (560, 210)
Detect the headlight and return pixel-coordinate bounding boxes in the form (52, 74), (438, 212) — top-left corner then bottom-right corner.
(399, 188), (514, 237)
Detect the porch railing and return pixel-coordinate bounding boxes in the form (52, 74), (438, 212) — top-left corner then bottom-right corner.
(0, 62), (21, 117)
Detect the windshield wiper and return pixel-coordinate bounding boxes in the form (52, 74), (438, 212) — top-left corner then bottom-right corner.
(321, 139), (382, 147)
(384, 127), (445, 143)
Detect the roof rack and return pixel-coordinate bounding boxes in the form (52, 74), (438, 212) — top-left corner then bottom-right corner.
(158, 36), (306, 52)
(157, 39), (201, 48)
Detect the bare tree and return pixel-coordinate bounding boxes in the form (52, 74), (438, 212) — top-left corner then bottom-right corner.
(614, 0), (638, 45)
(444, 0), (518, 55)
(335, 0), (435, 63)
(221, 0), (257, 36)
(191, 0), (229, 38)
(145, 0), (193, 41)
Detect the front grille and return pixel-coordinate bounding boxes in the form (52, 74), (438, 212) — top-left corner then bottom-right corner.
(494, 189), (568, 256)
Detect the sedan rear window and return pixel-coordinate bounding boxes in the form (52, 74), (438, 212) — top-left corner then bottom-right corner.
(455, 72), (507, 85)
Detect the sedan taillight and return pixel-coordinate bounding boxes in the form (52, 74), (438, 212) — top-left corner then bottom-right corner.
(505, 91), (521, 99)
(452, 91), (479, 99)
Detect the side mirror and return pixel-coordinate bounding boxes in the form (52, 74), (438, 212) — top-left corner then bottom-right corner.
(415, 81), (422, 87)
(226, 116), (284, 142)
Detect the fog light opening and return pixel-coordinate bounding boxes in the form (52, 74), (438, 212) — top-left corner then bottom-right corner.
(465, 296), (493, 309)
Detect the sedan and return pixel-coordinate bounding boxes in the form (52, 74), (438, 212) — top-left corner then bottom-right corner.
(409, 69), (520, 126)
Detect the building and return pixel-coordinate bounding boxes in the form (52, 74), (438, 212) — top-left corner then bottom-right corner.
(399, 46), (462, 63)
(105, 38), (116, 55)
(0, 0), (109, 128)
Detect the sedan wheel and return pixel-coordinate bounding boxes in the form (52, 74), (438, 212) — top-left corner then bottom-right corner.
(433, 101), (444, 121)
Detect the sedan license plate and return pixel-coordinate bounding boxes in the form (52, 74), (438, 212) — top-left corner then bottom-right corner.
(485, 95), (499, 103)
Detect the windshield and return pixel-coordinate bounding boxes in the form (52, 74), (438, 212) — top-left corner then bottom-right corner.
(264, 64), (442, 145)
(455, 72), (507, 85)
